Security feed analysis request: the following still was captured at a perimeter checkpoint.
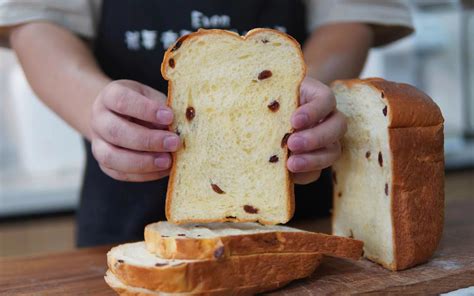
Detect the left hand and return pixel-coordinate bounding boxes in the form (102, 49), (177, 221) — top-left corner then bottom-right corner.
(287, 77), (347, 185)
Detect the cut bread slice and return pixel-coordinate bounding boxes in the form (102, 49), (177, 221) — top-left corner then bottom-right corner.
(331, 78), (444, 271)
(161, 29), (306, 224)
(144, 221), (363, 260)
(107, 242), (322, 293)
(104, 270), (290, 296)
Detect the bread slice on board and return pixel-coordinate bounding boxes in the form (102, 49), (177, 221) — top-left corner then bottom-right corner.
(104, 270), (290, 296)
(144, 221), (363, 260)
(331, 78), (444, 271)
(161, 29), (306, 224)
(107, 242), (322, 293)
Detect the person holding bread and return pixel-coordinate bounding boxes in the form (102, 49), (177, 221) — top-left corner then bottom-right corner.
(0, 0), (413, 247)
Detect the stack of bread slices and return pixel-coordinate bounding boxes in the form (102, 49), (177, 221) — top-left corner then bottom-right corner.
(105, 28), (445, 294)
(105, 222), (363, 295)
(104, 29), (364, 295)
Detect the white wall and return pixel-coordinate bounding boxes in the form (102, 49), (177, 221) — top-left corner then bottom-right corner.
(0, 49), (84, 216)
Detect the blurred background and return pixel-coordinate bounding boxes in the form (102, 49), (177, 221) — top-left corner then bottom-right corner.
(0, 0), (473, 257)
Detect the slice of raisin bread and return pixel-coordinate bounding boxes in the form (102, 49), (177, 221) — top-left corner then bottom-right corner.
(104, 270), (290, 296)
(144, 221), (363, 260)
(107, 242), (322, 293)
(161, 29), (305, 224)
(331, 78), (444, 271)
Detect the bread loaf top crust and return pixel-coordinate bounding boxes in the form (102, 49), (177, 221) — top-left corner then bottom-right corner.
(162, 29), (304, 81)
(333, 78), (444, 128)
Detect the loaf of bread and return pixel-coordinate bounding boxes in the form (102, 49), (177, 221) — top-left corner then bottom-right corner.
(104, 270), (290, 296)
(144, 221), (363, 260)
(331, 78), (444, 271)
(161, 29), (305, 224)
(107, 242), (322, 293)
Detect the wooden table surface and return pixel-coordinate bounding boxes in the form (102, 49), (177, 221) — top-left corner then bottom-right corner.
(1, 200), (473, 296)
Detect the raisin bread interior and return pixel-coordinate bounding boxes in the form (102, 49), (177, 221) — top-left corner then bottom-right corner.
(332, 82), (394, 267)
(162, 29), (305, 224)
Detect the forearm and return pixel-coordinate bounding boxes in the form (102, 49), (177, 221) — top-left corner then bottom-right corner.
(9, 21), (111, 140)
(303, 23), (373, 85)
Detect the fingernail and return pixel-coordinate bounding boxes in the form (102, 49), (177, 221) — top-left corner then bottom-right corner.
(163, 135), (179, 150)
(291, 157), (306, 171)
(289, 136), (305, 151)
(292, 114), (309, 128)
(154, 155), (171, 169)
(157, 108), (173, 124)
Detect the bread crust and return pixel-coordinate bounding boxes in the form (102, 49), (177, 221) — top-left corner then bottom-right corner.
(388, 125), (444, 270)
(331, 78), (444, 271)
(108, 244), (322, 292)
(144, 223), (363, 260)
(161, 29), (305, 225)
(105, 270), (291, 296)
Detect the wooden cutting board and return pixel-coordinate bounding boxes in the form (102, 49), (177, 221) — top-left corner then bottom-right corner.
(0, 200), (473, 295)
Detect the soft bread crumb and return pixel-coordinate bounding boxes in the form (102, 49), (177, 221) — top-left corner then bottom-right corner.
(332, 82), (394, 267)
(162, 29), (305, 224)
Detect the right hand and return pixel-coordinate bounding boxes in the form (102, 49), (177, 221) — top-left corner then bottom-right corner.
(90, 80), (180, 182)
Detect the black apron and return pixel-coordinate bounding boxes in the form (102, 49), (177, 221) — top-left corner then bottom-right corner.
(77, 0), (332, 247)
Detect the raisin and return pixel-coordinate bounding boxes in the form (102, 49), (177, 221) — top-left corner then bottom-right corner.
(378, 152), (383, 167)
(211, 183), (225, 194)
(186, 106), (195, 121)
(175, 128), (181, 136)
(385, 183), (389, 196)
(338, 192), (342, 198)
(349, 229), (354, 239)
(383, 106), (387, 117)
(244, 205), (259, 214)
(269, 155), (279, 163)
(262, 39), (269, 44)
(258, 70), (272, 80)
(161, 235), (169, 238)
(169, 58), (175, 68)
(226, 216), (237, 219)
(332, 171), (337, 184)
(171, 40), (182, 52)
(155, 262), (168, 267)
(267, 100), (280, 112)
(365, 151), (371, 159)
(214, 246), (225, 259)
(171, 41), (182, 52)
(281, 133), (291, 148)
(197, 234), (201, 237)
(381, 91), (385, 98)
(171, 35), (189, 52)
(117, 259), (124, 263)
(177, 234), (186, 237)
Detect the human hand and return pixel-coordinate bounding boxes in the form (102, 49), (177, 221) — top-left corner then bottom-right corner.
(90, 80), (179, 182)
(287, 77), (347, 184)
